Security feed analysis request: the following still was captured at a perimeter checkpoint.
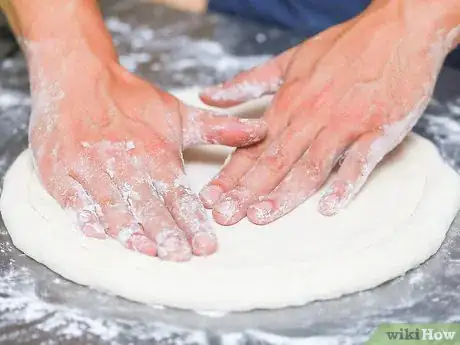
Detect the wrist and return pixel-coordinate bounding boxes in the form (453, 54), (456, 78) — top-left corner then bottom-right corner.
(5, 0), (118, 66)
(365, 0), (460, 54)
(401, 0), (460, 51)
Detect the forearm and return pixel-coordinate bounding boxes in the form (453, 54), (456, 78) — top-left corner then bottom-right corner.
(150, 0), (207, 13)
(0, 0), (118, 63)
(367, 0), (460, 49)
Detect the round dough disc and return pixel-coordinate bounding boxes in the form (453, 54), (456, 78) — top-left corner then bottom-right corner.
(1, 90), (460, 312)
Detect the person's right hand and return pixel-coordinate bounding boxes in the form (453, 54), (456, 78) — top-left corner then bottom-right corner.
(28, 46), (267, 262)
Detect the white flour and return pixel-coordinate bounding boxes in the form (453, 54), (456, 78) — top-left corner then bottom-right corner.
(105, 17), (271, 84)
(0, 14), (283, 345)
(221, 331), (358, 345)
(417, 96), (460, 170)
(1, 6), (460, 345)
(0, 264), (205, 344)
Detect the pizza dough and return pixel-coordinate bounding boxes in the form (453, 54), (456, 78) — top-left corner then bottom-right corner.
(1, 89), (460, 312)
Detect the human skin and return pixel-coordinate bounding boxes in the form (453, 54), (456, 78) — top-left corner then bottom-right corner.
(148, 0), (207, 13)
(0, 0), (268, 261)
(199, 0), (460, 226)
(2, 0), (460, 262)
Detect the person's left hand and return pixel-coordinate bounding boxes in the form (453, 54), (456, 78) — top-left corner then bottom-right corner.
(197, 1), (459, 226)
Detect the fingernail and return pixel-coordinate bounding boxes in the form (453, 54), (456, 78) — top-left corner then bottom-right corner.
(117, 224), (143, 246)
(78, 210), (95, 223)
(200, 185), (223, 208)
(213, 198), (238, 225)
(201, 84), (223, 98)
(318, 188), (339, 216)
(319, 181), (354, 216)
(156, 229), (192, 262)
(192, 232), (218, 256)
(82, 223), (106, 239)
(249, 200), (273, 221)
(132, 236), (157, 256)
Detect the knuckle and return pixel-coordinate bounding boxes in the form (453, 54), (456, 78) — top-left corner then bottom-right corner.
(236, 146), (263, 163)
(263, 155), (287, 176)
(145, 135), (175, 155)
(134, 199), (156, 220)
(281, 126), (300, 141)
(278, 81), (300, 99)
(106, 226), (120, 238)
(350, 151), (369, 174)
(303, 158), (323, 183)
(100, 195), (122, 209)
(169, 187), (201, 214)
(213, 173), (239, 190)
(263, 143), (290, 173)
(67, 154), (94, 180)
(62, 187), (81, 207)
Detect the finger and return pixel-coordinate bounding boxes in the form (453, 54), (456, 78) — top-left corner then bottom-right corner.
(199, 81), (301, 208)
(212, 120), (324, 225)
(200, 147), (260, 209)
(147, 151), (218, 256)
(69, 154), (157, 256)
(318, 122), (411, 216)
(127, 185), (191, 262)
(199, 47), (298, 107)
(247, 129), (354, 224)
(199, 22), (354, 109)
(102, 149), (193, 262)
(182, 107), (268, 148)
(50, 175), (107, 239)
(161, 181), (218, 256)
(33, 144), (107, 239)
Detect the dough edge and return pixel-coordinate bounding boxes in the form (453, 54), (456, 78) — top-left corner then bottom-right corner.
(1, 134), (460, 312)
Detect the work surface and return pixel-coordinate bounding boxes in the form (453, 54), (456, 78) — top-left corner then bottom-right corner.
(1, 1), (460, 344)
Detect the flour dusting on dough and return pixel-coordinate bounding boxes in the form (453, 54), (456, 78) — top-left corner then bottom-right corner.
(2, 88), (460, 313)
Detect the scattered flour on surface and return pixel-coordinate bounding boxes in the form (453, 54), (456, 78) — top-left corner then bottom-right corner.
(221, 330), (358, 345)
(0, 267), (205, 344)
(105, 17), (270, 83)
(1, 266), (320, 345)
(417, 96), (460, 171)
(1, 8), (460, 345)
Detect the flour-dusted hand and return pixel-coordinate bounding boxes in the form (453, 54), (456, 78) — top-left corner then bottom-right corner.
(199, 0), (460, 226)
(27, 41), (266, 261)
(0, 0), (267, 262)
(1, 0), (267, 262)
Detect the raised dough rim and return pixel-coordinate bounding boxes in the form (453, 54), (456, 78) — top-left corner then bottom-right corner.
(1, 135), (460, 311)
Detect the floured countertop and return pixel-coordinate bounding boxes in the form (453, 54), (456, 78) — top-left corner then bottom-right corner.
(1, 1), (460, 344)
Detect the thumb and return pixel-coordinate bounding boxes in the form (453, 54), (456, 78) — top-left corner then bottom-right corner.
(199, 46), (298, 108)
(182, 107), (268, 148)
